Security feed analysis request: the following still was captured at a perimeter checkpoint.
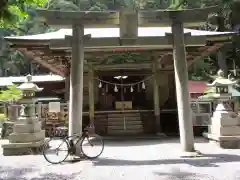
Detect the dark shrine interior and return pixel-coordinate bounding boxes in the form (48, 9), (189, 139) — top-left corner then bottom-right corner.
(97, 75), (148, 110)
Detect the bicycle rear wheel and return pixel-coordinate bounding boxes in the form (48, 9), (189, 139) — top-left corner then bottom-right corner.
(80, 134), (104, 159)
(42, 138), (70, 164)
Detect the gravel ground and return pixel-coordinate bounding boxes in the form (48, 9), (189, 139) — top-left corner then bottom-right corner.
(1, 138), (240, 180)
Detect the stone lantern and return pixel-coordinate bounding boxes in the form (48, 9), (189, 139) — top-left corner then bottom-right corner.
(17, 74), (43, 116)
(2, 75), (46, 156)
(210, 70), (237, 99)
(204, 70), (240, 148)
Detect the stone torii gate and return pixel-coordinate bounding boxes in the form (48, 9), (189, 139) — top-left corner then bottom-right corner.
(36, 6), (222, 153)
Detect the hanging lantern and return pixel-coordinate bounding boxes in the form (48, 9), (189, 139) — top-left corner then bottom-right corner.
(130, 86), (134, 92)
(142, 82), (146, 89)
(98, 81), (102, 88)
(114, 85), (118, 92)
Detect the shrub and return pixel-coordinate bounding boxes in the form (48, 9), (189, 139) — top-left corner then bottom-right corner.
(0, 113), (6, 121)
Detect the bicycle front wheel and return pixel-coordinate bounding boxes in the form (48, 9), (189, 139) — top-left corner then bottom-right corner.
(43, 138), (70, 164)
(80, 134), (104, 159)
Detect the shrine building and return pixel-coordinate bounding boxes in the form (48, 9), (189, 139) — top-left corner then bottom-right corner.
(3, 8), (235, 139)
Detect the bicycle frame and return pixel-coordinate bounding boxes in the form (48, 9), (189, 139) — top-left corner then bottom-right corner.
(43, 129), (103, 164)
(49, 126), (90, 156)
(64, 131), (89, 154)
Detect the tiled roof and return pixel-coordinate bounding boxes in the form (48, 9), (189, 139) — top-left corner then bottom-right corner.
(5, 27), (234, 40)
(188, 80), (208, 94)
(0, 74), (64, 87)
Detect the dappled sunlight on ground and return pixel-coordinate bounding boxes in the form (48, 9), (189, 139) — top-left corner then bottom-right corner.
(1, 138), (240, 180)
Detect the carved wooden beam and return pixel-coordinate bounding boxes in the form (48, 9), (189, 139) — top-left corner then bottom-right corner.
(17, 48), (65, 77)
(94, 70), (173, 76)
(159, 51), (195, 67)
(12, 44), (201, 58)
(16, 42), (223, 77)
(188, 43), (224, 68)
(92, 63), (173, 70)
(164, 43), (224, 70)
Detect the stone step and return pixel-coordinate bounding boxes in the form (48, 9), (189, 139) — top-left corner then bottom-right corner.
(17, 116), (39, 124)
(108, 120), (142, 125)
(2, 140), (45, 149)
(108, 117), (141, 122)
(211, 126), (240, 136)
(108, 129), (144, 135)
(13, 121), (42, 134)
(212, 111), (237, 117)
(2, 140), (46, 156)
(8, 130), (45, 143)
(95, 113), (143, 135)
(95, 116), (108, 119)
(108, 124), (143, 130)
(211, 117), (240, 126)
(95, 119), (108, 122)
(108, 113), (141, 118)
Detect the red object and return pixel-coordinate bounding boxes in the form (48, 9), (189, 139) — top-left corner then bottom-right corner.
(188, 80), (208, 94)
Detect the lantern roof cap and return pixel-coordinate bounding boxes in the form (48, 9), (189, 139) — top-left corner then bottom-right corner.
(198, 93), (226, 100)
(207, 70), (238, 86)
(17, 74), (43, 92)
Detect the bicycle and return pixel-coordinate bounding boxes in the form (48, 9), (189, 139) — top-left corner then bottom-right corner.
(42, 126), (104, 164)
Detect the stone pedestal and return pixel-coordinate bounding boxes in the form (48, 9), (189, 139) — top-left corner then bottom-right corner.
(1, 104), (20, 139)
(2, 107), (45, 156)
(204, 102), (240, 149)
(1, 121), (14, 139)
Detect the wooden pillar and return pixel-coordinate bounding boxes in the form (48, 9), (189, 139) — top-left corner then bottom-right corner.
(64, 61), (70, 101)
(88, 68), (95, 132)
(64, 75), (70, 101)
(171, 14), (195, 152)
(152, 58), (161, 133)
(68, 24), (84, 136)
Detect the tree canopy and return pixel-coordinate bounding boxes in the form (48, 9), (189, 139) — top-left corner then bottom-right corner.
(0, 0), (240, 80)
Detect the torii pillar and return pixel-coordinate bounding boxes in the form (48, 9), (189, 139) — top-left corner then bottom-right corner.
(69, 24), (84, 136)
(171, 14), (195, 152)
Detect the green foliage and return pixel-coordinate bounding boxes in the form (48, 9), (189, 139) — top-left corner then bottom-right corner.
(47, 0), (79, 11)
(0, 114), (6, 121)
(188, 56), (218, 81)
(0, 0), (239, 81)
(0, 0), (48, 25)
(0, 85), (22, 103)
(0, 0), (51, 77)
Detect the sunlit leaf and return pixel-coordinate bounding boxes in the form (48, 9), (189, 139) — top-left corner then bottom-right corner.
(0, 84), (22, 103)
